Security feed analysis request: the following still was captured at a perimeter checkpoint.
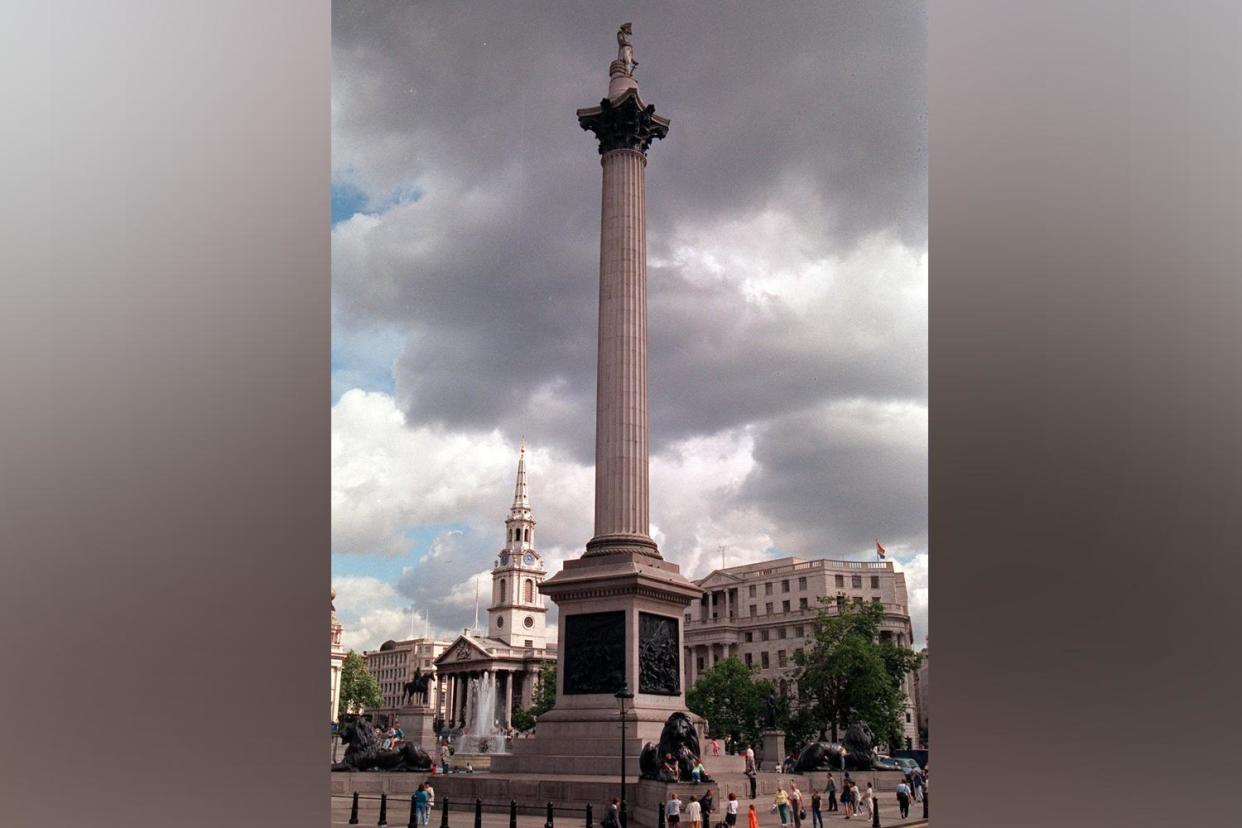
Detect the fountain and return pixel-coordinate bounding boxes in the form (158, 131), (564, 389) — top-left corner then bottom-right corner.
(452, 674), (509, 760)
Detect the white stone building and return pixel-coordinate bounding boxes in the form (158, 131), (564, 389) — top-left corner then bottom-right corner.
(363, 636), (453, 719)
(684, 556), (919, 746)
(434, 443), (557, 729)
(330, 588), (346, 723)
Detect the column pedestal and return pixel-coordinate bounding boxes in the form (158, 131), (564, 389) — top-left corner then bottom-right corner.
(760, 730), (786, 773)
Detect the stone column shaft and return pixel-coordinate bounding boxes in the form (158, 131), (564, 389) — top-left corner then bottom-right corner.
(592, 148), (652, 549)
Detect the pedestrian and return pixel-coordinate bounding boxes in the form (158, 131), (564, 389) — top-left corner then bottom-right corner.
(859, 783), (873, 823)
(910, 768), (924, 802)
(895, 779), (911, 819)
(701, 787), (714, 825)
(424, 780), (435, 812)
(414, 783), (430, 827)
(789, 783), (803, 828)
(603, 800), (620, 828)
(686, 795), (703, 828)
(745, 744), (755, 769)
(712, 737), (721, 757)
(773, 786), (789, 828)
(725, 793), (739, 828)
(746, 804), (759, 828)
(667, 792), (683, 828)
(809, 789), (822, 828)
(746, 764), (757, 800)
(825, 773), (837, 812)
(839, 780), (853, 820)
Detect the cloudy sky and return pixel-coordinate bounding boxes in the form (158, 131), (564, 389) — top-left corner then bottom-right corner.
(331, 1), (927, 654)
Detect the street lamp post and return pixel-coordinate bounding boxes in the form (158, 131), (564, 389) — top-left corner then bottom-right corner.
(615, 686), (634, 827)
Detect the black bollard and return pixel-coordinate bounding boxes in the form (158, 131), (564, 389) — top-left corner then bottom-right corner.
(922, 791), (927, 819)
(871, 796), (879, 828)
(474, 799), (483, 828)
(349, 791), (360, 825)
(620, 800), (627, 828)
(586, 803), (594, 828)
(510, 800), (518, 828)
(657, 801), (666, 828)
(379, 792), (389, 827)
(546, 802), (555, 828)
(441, 798), (450, 828)
(408, 793), (418, 828)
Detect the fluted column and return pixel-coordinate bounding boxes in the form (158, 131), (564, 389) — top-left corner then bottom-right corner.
(593, 147), (650, 544)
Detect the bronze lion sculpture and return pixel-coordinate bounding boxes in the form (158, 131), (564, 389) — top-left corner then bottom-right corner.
(639, 712), (712, 782)
(332, 717), (433, 772)
(793, 721), (876, 773)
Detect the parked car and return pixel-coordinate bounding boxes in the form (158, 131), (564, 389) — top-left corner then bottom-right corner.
(892, 756), (922, 774)
(872, 756), (905, 771)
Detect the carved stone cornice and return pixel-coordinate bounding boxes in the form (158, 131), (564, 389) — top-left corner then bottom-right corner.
(576, 89), (670, 156)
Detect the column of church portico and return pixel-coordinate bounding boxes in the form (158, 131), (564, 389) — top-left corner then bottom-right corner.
(503, 670), (513, 729)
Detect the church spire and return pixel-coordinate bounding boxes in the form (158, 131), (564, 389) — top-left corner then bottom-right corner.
(512, 438), (530, 512)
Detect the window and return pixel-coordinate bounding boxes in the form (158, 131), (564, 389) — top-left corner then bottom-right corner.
(777, 650), (787, 668)
(765, 583), (773, 596)
(782, 600), (790, 612)
(799, 597), (808, 609)
(765, 602), (773, 614)
(744, 631), (753, 643)
(524, 579), (534, 602)
(697, 657), (705, 671)
(761, 652), (770, 669)
(835, 574), (845, 587)
(795, 625), (804, 637)
(748, 585), (756, 598)
(906, 712), (912, 723)
(853, 596), (864, 606)
(685, 614), (692, 624)
(781, 579), (790, 593)
(798, 576), (807, 590)
(744, 652), (753, 667)
(778, 628), (787, 639)
(872, 596), (882, 604)
(794, 647), (803, 659)
(525, 640), (533, 648)
(851, 575), (862, 588)
(749, 604), (757, 616)
(524, 527), (531, 542)
(760, 629), (770, 642)
(499, 580), (507, 603)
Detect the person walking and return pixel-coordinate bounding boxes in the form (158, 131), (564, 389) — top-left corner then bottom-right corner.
(809, 789), (823, 828)
(725, 793), (739, 828)
(746, 805), (759, 828)
(424, 780), (435, 812)
(859, 783), (874, 823)
(686, 796), (703, 828)
(789, 783), (803, 828)
(824, 774), (837, 813)
(701, 788), (714, 826)
(773, 786), (790, 828)
(712, 737), (721, 757)
(414, 783), (430, 827)
(667, 793), (683, 828)
(603, 800), (620, 828)
(895, 779), (911, 819)
(744, 750), (757, 800)
(910, 768), (924, 802)
(839, 779), (853, 820)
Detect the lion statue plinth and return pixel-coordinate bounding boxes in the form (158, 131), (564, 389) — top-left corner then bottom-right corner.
(793, 721), (876, 773)
(639, 712), (713, 783)
(332, 717), (433, 772)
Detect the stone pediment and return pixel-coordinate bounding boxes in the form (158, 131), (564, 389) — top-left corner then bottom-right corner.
(697, 570), (744, 590)
(434, 635), (491, 666)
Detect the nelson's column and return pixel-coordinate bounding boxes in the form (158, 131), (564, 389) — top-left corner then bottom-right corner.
(492, 24), (703, 777)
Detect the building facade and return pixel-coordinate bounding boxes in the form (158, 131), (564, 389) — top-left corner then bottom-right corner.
(330, 588), (346, 723)
(362, 636), (452, 720)
(434, 443), (557, 730)
(914, 640), (928, 748)
(684, 556), (919, 746)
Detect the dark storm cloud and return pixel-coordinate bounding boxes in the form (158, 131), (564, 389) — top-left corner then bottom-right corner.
(332, 1), (926, 557)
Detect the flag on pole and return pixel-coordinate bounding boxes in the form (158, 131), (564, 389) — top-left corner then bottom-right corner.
(875, 540), (886, 559)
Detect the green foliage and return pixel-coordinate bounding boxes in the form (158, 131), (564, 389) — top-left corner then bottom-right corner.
(792, 600), (923, 751)
(510, 661), (557, 733)
(338, 650), (383, 716)
(685, 657), (776, 748)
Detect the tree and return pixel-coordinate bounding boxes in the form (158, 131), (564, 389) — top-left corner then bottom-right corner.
(685, 657), (776, 749)
(511, 661), (557, 733)
(338, 650), (383, 717)
(792, 600), (923, 752)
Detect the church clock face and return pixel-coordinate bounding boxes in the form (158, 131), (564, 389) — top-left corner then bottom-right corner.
(524, 616), (534, 628)
(523, 553), (535, 566)
(499, 553), (509, 565)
